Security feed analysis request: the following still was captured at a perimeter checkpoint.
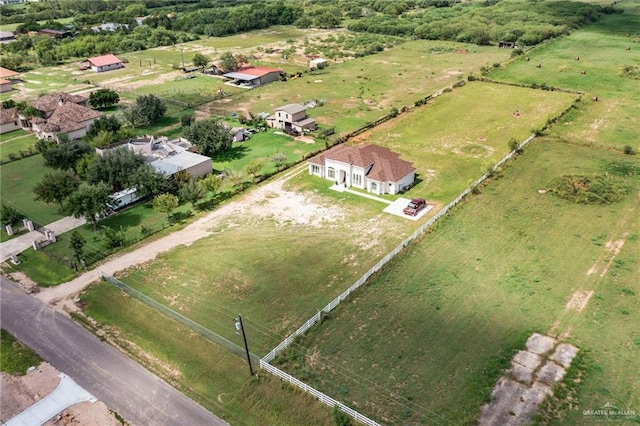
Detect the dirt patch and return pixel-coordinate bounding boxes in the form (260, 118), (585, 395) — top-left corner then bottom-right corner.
(1, 363), (124, 425)
(565, 290), (594, 313)
(7, 271), (39, 293)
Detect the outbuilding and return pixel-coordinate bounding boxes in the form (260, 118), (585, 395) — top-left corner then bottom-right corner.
(86, 54), (124, 72)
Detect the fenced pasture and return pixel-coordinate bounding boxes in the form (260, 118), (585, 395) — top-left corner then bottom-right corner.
(113, 201), (417, 355)
(488, 11), (640, 152)
(274, 140), (640, 425)
(347, 81), (578, 203)
(81, 282), (336, 426)
(203, 40), (512, 134)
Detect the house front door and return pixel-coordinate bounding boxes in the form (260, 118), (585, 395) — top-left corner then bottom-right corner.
(339, 170), (346, 185)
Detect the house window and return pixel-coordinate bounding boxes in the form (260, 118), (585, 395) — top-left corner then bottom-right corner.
(312, 165), (320, 174)
(370, 182), (378, 192)
(328, 167), (335, 179)
(352, 174), (362, 186)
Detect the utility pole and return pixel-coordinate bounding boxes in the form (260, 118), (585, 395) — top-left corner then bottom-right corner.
(235, 315), (255, 377)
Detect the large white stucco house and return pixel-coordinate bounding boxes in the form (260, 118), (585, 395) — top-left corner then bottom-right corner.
(97, 135), (212, 179)
(308, 144), (416, 195)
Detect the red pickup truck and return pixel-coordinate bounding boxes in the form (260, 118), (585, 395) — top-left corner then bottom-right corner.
(403, 198), (427, 216)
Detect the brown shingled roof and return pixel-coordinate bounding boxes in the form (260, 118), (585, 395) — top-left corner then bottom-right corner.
(31, 92), (87, 114)
(39, 102), (101, 134)
(0, 107), (16, 124)
(309, 144), (415, 183)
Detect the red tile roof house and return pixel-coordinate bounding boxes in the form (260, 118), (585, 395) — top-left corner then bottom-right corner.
(222, 66), (281, 87)
(26, 92), (102, 143)
(308, 144), (416, 195)
(266, 103), (316, 133)
(0, 78), (12, 93)
(0, 67), (20, 92)
(86, 54), (124, 72)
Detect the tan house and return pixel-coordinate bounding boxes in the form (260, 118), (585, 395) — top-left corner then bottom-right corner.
(266, 103), (316, 133)
(308, 144), (416, 195)
(0, 78), (12, 93)
(22, 92), (101, 142)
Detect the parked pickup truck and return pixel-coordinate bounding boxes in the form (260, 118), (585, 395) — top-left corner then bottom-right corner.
(403, 198), (427, 216)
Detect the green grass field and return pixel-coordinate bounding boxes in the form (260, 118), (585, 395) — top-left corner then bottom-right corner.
(349, 81), (577, 203)
(275, 140), (640, 425)
(0, 329), (43, 375)
(81, 283), (335, 426)
(0, 154), (63, 226)
(0, 130), (39, 163)
(205, 40), (512, 135)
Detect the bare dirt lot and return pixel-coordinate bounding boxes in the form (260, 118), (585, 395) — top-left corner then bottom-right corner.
(1, 363), (124, 426)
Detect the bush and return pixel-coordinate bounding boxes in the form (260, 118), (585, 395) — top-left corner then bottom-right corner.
(102, 225), (127, 250)
(623, 145), (635, 155)
(549, 175), (629, 204)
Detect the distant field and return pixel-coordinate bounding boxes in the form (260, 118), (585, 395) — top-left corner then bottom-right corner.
(348, 81), (577, 202)
(205, 40), (512, 134)
(488, 11), (640, 152)
(275, 140), (640, 425)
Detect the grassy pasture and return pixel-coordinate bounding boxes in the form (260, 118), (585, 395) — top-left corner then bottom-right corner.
(204, 40), (511, 134)
(113, 191), (416, 355)
(488, 10), (640, 152)
(81, 282), (335, 426)
(0, 329), (43, 375)
(349, 81), (577, 202)
(274, 140), (640, 425)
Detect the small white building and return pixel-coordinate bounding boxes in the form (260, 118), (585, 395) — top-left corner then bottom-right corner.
(308, 144), (415, 195)
(309, 58), (328, 70)
(86, 54), (124, 72)
(0, 107), (20, 134)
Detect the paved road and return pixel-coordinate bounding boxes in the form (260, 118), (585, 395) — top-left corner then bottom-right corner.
(0, 276), (227, 426)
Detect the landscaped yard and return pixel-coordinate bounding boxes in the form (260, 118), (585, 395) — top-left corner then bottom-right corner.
(0, 130), (39, 163)
(0, 154), (63, 226)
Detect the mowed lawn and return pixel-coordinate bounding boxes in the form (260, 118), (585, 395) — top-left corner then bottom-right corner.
(274, 140), (640, 425)
(350, 81), (577, 202)
(0, 154), (63, 226)
(488, 11), (640, 152)
(205, 40), (512, 134)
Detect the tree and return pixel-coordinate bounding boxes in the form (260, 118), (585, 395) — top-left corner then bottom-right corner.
(33, 169), (80, 212)
(42, 140), (93, 173)
(181, 113), (194, 128)
(220, 51), (240, 72)
(87, 147), (146, 192)
(179, 178), (206, 207)
(0, 203), (22, 227)
(192, 52), (209, 69)
(271, 152), (288, 170)
(102, 225), (126, 250)
(152, 193), (178, 220)
(135, 94), (166, 126)
(130, 166), (171, 199)
(183, 119), (232, 156)
(200, 174), (223, 199)
(243, 159), (264, 182)
(67, 182), (113, 231)
(69, 230), (86, 263)
(88, 88), (120, 109)
(120, 103), (144, 129)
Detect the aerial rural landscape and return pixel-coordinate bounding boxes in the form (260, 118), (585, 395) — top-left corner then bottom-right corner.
(0, 0), (638, 425)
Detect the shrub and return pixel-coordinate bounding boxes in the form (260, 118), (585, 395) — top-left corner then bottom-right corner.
(623, 145), (635, 155)
(549, 175), (629, 204)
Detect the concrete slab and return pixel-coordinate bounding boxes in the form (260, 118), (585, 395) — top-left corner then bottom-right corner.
(510, 362), (534, 384)
(536, 361), (566, 386)
(526, 333), (556, 355)
(550, 343), (579, 368)
(512, 350), (542, 371)
(6, 373), (96, 426)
